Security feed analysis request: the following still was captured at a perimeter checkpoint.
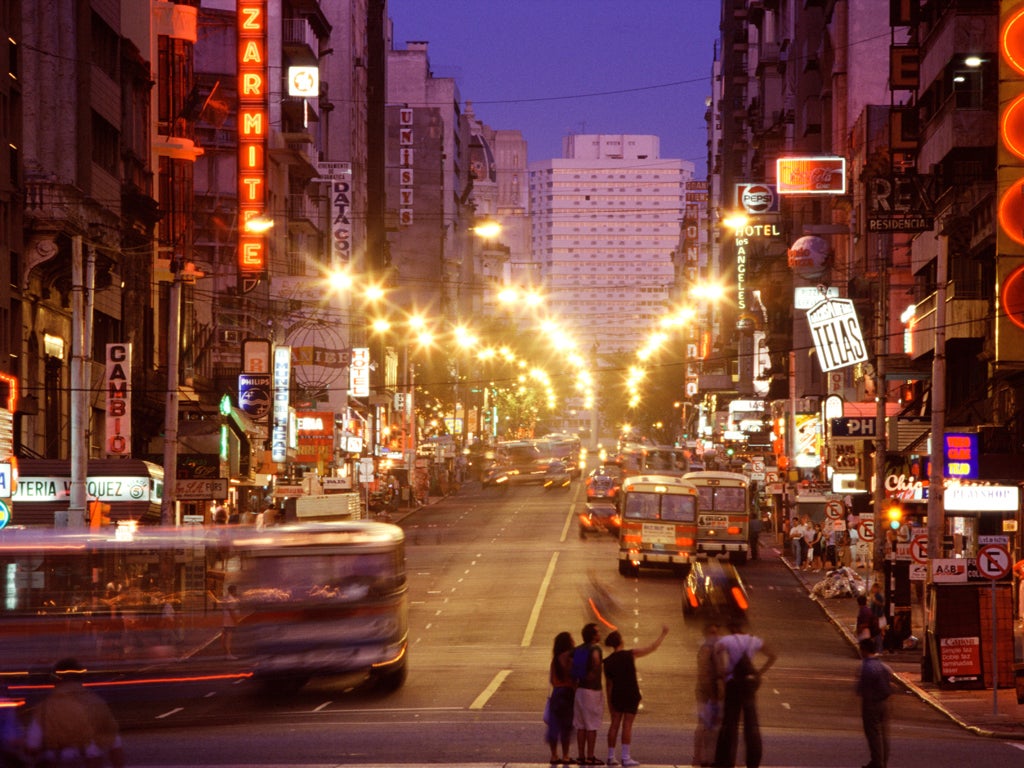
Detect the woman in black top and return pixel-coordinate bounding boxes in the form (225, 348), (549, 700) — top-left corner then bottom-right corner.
(602, 625), (668, 767)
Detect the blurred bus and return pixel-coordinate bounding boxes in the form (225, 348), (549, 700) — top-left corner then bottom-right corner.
(0, 521), (408, 692)
(685, 470), (753, 564)
(495, 440), (549, 484)
(538, 433), (584, 478)
(617, 474), (699, 577)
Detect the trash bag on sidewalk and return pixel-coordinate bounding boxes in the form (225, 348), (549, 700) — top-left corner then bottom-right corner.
(810, 566), (865, 598)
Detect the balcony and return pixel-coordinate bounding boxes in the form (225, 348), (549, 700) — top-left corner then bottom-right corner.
(286, 194), (322, 235)
(909, 282), (989, 360)
(282, 18), (318, 64)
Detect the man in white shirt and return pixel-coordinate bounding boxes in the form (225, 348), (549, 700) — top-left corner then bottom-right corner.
(788, 517), (807, 568)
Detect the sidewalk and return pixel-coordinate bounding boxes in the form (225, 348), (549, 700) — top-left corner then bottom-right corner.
(773, 537), (1024, 740)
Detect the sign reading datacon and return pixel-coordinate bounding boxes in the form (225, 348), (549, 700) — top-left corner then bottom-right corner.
(238, 1), (268, 291)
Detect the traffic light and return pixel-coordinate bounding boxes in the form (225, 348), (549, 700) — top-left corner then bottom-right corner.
(885, 503), (903, 530)
(89, 500), (111, 529)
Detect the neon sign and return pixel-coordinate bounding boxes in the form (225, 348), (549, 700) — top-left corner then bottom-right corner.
(943, 432), (978, 480)
(238, 1), (267, 287)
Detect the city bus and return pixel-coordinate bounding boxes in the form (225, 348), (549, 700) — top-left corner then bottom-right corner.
(0, 521), (408, 692)
(617, 474), (699, 577)
(685, 470), (753, 564)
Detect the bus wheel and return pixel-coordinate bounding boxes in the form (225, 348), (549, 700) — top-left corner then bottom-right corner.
(258, 674), (309, 696)
(371, 661), (408, 692)
(618, 560), (638, 578)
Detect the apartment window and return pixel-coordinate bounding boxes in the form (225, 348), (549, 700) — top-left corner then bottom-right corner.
(91, 12), (119, 80)
(952, 68), (983, 109)
(91, 111), (119, 176)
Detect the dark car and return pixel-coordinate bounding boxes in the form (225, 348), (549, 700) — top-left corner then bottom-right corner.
(481, 463), (511, 489)
(681, 559), (749, 621)
(578, 502), (620, 538)
(585, 465), (623, 501)
(542, 460), (572, 490)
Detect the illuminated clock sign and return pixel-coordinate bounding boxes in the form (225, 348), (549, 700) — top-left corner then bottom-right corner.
(238, 1), (268, 290)
(943, 432), (978, 480)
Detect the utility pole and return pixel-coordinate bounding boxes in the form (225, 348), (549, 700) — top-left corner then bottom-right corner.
(873, 247), (889, 572)
(161, 266), (183, 526)
(928, 232), (948, 561)
(67, 235), (89, 527)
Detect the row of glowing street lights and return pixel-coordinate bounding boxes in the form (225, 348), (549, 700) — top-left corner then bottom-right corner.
(324, 268), (593, 427)
(623, 282), (730, 411)
(325, 261), (730, 433)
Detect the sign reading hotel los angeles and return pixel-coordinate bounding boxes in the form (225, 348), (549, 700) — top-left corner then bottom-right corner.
(805, 297), (868, 372)
(238, 2), (268, 293)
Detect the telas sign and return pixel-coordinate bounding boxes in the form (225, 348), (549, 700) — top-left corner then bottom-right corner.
(805, 297), (868, 372)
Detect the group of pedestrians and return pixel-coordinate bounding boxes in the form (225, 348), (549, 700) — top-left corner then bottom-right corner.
(545, 622), (668, 767)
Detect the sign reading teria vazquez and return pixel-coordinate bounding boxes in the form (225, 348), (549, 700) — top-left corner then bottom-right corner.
(806, 298), (868, 372)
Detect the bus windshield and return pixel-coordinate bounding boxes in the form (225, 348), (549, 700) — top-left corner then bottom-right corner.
(622, 492), (697, 522)
(695, 486), (747, 513)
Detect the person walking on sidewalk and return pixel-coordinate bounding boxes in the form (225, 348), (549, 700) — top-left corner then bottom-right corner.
(855, 637), (893, 768)
(713, 618), (776, 768)
(601, 625), (669, 766)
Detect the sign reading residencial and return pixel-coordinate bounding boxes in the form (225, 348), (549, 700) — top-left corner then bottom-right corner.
(865, 174), (936, 233)
(806, 298), (869, 372)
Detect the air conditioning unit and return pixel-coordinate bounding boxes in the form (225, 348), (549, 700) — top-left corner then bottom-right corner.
(220, 329), (241, 344)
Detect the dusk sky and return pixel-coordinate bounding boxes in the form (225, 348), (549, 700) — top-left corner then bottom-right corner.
(387, 0), (722, 177)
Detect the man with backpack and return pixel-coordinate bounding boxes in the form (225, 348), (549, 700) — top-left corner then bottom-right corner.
(713, 618), (776, 768)
(572, 623), (605, 764)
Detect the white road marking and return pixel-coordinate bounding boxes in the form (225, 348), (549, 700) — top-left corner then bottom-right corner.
(521, 551), (559, 648)
(313, 701), (331, 712)
(469, 668), (512, 710)
(156, 707), (183, 719)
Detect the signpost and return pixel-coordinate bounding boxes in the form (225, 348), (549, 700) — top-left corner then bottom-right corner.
(977, 543), (1011, 716)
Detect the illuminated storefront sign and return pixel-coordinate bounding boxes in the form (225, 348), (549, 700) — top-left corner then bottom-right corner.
(805, 298), (868, 372)
(350, 347), (370, 398)
(105, 343), (131, 457)
(238, 1), (268, 289)
(271, 346), (291, 463)
(776, 156), (847, 194)
(398, 108), (415, 225)
(943, 432), (978, 480)
(944, 484), (1019, 513)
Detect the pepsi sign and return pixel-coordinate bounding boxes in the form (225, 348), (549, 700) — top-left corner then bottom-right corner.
(735, 183), (779, 215)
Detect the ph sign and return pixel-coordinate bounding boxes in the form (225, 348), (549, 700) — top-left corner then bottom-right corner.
(943, 432), (978, 480)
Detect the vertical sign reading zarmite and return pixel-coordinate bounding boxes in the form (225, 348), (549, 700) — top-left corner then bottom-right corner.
(238, 1), (267, 292)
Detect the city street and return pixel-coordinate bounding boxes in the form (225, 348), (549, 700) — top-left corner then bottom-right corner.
(110, 482), (1023, 767)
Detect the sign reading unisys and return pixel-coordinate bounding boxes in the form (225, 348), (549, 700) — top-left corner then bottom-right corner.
(238, 1), (268, 291)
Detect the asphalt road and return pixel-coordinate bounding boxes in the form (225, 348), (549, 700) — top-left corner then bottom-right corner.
(105, 480), (1024, 766)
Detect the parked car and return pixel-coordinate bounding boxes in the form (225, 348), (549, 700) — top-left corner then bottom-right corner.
(578, 502), (621, 538)
(681, 559), (749, 621)
(585, 465), (623, 502)
(542, 460), (572, 490)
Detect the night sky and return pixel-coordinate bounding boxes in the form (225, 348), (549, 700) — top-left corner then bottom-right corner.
(387, 0), (722, 176)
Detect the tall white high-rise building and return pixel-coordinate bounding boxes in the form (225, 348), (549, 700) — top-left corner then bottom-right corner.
(528, 135), (694, 358)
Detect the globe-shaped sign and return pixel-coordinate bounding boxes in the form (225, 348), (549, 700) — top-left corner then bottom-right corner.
(787, 235), (832, 279)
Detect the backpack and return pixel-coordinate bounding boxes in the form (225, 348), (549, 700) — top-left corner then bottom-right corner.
(571, 644), (592, 683)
